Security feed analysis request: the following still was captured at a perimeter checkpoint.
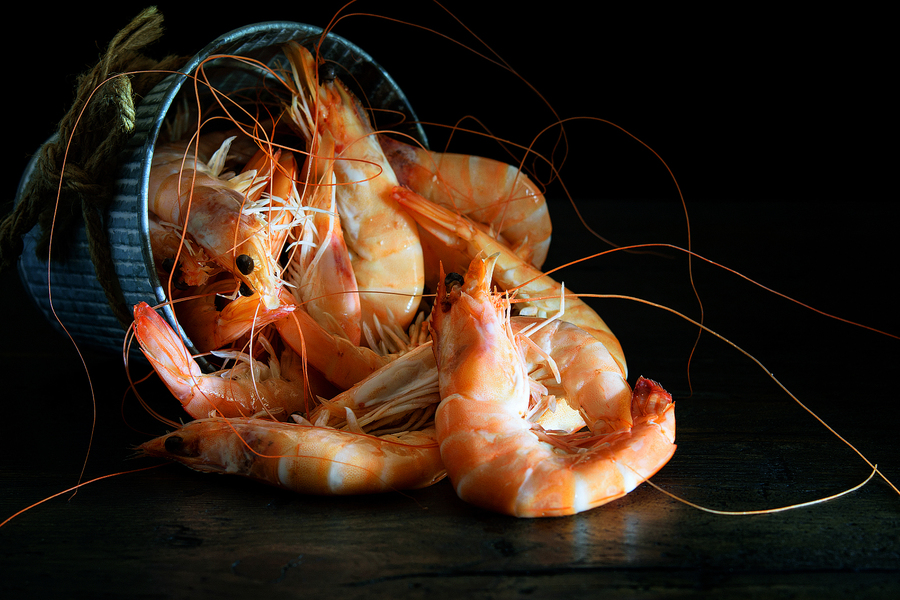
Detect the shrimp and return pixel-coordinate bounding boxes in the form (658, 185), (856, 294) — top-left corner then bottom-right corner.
(132, 301), (306, 419)
(394, 186), (626, 375)
(283, 130), (362, 345)
(147, 137), (285, 309)
(149, 138), (299, 292)
(139, 417), (445, 495)
(282, 41), (424, 344)
(380, 135), (552, 269)
(430, 255), (676, 517)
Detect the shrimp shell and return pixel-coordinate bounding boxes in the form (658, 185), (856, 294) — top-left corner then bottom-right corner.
(139, 418), (445, 495)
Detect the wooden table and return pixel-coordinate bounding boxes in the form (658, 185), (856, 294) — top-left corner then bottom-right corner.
(5, 5), (898, 598)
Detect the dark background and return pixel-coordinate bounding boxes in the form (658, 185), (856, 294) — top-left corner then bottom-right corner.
(4, 4), (898, 597)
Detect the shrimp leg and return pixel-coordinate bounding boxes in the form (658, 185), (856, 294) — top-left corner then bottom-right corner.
(309, 342), (439, 435)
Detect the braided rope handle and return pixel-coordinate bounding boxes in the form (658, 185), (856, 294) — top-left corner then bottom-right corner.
(1, 7), (186, 326)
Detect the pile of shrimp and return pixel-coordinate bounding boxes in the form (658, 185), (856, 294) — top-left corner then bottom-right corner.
(130, 40), (676, 518)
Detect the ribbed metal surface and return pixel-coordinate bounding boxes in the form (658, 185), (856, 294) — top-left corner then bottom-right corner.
(16, 21), (427, 359)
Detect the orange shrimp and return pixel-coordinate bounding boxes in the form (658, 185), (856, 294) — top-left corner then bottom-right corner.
(131, 301), (305, 419)
(430, 255), (676, 517)
(380, 134), (552, 269)
(282, 41), (424, 345)
(147, 137), (285, 310)
(282, 130), (362, 345)
(139, 417), (445, 495)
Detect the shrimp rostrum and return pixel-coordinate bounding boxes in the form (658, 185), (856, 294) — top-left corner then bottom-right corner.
(430, 254), (676, 517)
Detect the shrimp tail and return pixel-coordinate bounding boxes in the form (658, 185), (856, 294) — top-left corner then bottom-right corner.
(394, 185), (477, 253)
(631, 376), (677, 447)
(132, 302), (207, 413)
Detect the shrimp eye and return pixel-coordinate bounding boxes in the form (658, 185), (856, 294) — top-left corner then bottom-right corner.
(239, 282), (254, 297)
(164, 435), (184, 454)
(236, 254), (255, 275)
(445, 272), (465, 290)
(318, 62), (336, 84)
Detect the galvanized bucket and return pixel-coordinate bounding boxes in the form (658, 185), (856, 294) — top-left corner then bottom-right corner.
(15, 21), (426, 362)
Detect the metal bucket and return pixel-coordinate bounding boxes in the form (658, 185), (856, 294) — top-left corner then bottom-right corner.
(15, 21), (427, 362)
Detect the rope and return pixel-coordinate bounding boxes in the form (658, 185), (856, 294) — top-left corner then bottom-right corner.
(0, 7), (187, 327)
